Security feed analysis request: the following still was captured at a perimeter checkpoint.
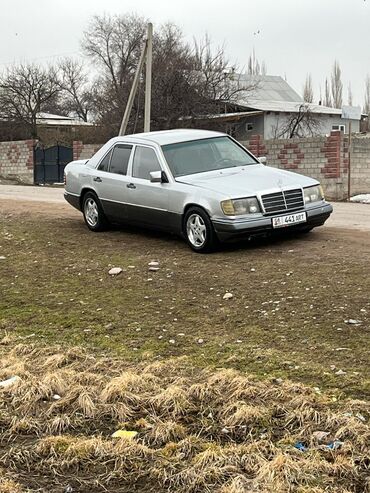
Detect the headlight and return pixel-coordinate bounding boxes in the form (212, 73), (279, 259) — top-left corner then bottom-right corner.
(221, 197), (261, 215)
(304, 185), (324, 204)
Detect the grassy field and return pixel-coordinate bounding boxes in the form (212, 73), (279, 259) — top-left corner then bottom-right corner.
(0, 208), (369, 492)
(0, 342), (369, 493)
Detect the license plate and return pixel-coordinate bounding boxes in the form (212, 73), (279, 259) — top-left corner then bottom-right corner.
(272, 212), (307, 228)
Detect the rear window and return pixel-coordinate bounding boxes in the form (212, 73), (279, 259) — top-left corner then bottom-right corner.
(98, 148), (113, 171)
(109, 144), (133, 175)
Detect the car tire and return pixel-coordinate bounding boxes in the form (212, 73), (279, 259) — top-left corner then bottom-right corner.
(183, 207), (218, 253)
(82, 191), (109, 232)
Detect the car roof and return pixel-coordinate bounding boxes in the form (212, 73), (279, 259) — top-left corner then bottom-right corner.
(107, 129), (226, 147)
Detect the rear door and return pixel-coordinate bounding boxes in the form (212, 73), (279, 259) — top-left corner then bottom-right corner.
(91, 143), (133, 222)
(126, 145), (170, 229)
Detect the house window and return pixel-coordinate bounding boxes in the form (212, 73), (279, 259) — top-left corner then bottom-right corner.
(246, 123), (254, 131)
(332, 124), (345, 132)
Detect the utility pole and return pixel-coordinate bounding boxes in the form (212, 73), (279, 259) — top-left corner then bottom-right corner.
(119, 22), (153, 136)
(118, 40), (147, 136)
(347, 121), (352, 200)
(144, 22), (153, 132)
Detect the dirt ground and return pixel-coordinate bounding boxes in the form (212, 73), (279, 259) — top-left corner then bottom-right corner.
(0, 190), (369, 492)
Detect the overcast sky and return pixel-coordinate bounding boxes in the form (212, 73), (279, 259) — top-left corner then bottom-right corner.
(1, 0), (369, 106)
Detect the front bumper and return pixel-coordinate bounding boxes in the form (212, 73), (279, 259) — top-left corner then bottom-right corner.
(212, 203), (333, 242)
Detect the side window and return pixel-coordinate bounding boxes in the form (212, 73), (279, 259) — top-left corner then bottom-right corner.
(109, 144), (133, 175)
(132, 146), (161, 180)
(98, 148), (113, 171)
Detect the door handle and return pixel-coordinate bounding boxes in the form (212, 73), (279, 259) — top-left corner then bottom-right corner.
(126, 183), (136, 189)
(93, 176), (102, 182)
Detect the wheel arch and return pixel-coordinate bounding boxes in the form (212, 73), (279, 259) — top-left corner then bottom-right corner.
(79, 187), (97, 210)
(182, 203), (212, 222)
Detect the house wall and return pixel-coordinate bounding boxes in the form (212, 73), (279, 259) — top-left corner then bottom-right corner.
(241, 132), (370, 200)
(233, 115), (264, 141)
(263, 112), (360, 139)
(0, 140), (35, 184)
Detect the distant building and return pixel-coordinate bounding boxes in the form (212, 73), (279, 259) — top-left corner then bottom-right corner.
(36, 112), (94, 127)
(34, 113), (94, 143)
(196, 75), (365, 140)
(0, 112), (96, 144)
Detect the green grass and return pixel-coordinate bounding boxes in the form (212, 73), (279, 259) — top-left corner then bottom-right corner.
(0, 213), (369, 398)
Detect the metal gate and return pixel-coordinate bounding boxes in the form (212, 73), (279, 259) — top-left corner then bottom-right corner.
(34, 145), (73, 184)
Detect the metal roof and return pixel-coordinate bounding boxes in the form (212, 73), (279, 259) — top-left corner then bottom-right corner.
(36, 113), (94, 126)
(180, 111), (264, 122)
(37, 112), (73, 120)
(235, 75), (303, 103)
(232, 75), (362, 118)
(239, 99), (343, 115)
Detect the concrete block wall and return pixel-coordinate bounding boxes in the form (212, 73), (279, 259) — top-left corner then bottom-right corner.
(0, 136), (367, 195)
(351, 137), (370, 194)
(0, 140), (35, 184)
(73, 141), (103, 161)
(241, 132), (356, 200)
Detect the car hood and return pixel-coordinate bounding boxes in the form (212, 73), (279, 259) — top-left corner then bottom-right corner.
(175, 164), (317, 198)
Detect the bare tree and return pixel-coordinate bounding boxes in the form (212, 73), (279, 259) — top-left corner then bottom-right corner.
(347, 82), (353, 106)
(303, 73), (314, 103)
(149, 23), (195, 128)
(331, 60), (343, 108)
(247, 49), (267, 75)
(324, 77), (332, 107)
(0, 63), (60, 138)
(82, 15), (257, 134)
(191, 37), (259, 115)
(58, 58), (93, 122)
(193, 37), (236, 106)
(363, 75), (370, 115)
(272, 104), (322, 139)
(82, 13), (146, 119)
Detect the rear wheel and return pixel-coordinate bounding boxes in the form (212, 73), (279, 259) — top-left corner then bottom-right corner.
(82, 192), (108, 231)
(184, 207), (218, 253)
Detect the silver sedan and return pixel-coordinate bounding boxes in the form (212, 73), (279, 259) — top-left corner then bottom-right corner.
(64, 129), (333, 252)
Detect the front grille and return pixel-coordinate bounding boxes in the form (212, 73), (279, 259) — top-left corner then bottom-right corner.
(261, 189), (304, 214)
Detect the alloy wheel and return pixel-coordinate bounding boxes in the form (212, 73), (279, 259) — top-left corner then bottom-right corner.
(84, 198), (99, 227)
(186, 213), (207, 247)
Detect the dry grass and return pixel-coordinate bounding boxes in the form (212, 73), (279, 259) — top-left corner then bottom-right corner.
(0, 477), (23, 493)
(0, 343), (369, 492)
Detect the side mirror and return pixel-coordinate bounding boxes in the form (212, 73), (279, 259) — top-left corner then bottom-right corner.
(258, 156), (267, 164)
(150, 171), (162, 183)
(150, 171), (168, 183)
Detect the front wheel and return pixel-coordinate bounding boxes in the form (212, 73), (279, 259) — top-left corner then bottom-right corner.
(82, 192), (108, 231)
(184, 207), (218, 253)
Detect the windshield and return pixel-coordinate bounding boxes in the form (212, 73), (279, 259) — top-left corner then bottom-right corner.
(162, 136), (258, 177)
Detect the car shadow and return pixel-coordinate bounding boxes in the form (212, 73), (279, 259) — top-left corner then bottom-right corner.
(105, 222), (320, 253)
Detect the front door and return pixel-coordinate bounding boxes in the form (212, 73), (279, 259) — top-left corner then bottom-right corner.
(126, 145), (170, 230)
